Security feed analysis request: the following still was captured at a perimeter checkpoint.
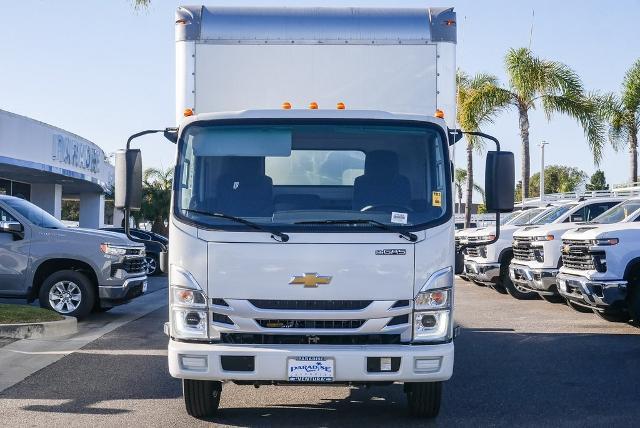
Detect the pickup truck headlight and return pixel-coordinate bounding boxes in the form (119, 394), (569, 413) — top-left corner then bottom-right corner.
(413, 267), (453, 343)
(100, 243), (128, 256)
(591, 238), (618, 246)
(169, 266), (209, 340)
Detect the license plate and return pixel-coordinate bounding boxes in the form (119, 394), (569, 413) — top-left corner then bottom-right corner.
(287, 357), (334, 382)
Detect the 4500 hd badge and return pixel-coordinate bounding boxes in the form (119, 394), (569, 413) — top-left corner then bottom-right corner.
(375, 249), (407, 255)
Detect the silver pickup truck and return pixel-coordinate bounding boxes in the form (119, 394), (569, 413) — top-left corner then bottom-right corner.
(0, 195), (147, 318)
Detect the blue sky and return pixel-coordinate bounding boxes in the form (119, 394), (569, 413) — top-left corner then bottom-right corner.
(1, 0), (639, 195)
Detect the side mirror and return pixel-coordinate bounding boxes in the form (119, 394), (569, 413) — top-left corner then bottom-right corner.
(485, 151), (515, 213)
(0, 221), (24, 239)
(114, 149), (143, 211)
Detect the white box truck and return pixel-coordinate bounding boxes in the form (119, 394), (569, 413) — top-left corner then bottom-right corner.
(114, 6), (515, 418)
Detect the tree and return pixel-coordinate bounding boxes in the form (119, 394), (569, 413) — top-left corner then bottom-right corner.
(457, 71), (509, 227)
(528, 165), (588, 197)
(453, 168), (485, 215)
(586, 170), (609, 191)
(597, 59), (640, 183)
(133, 0), (150, 8)
(477, 48), (605, 199)
(141, 167), (173, 236)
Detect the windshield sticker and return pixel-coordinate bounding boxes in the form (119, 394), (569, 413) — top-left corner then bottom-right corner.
(433, 191), (442, 207)
(391, 212), (408, 224)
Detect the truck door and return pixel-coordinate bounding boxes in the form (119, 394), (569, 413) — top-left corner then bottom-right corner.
(0, 205), (31, 296)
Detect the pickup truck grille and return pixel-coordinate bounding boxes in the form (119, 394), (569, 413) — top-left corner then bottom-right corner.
(513, 237), (534, 261)
(111, 256), (146, 275)
(256, 319), (365, 329)
(249, 300), (372, 311)
(561, 240), (596, 271)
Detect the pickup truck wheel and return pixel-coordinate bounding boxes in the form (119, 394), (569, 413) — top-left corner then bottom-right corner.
(144, 255), (158, 276)
(593, 309), (630, 323)
(183, 379), (222, 418)
(405, 381), (442, 418)
(39, 270), (95, 319)
(500, 261), (536, 300)
(627, 278), (640, 324)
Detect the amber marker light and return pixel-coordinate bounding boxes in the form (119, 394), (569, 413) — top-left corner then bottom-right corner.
(282, 101), (292, 110)
(336, 102), (346, 110)
(434, 109), (445, 119)
(183, 108), (194, 117)
(309, 102), (319, 110)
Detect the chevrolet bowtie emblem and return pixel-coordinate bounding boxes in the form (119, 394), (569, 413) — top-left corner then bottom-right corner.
(289, 273), (332, 288)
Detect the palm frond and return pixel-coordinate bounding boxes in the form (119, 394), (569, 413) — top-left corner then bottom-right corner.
(622, 58), (640, 113)
(542, 93), (606, 164)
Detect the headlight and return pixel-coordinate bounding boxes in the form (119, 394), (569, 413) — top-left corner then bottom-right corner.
(100, 243), (128, 256)
(173, 309), (208, 339)
(533, 234), (554, 241)
(413, 267), (453, 343)
(591, 238), (619, 246)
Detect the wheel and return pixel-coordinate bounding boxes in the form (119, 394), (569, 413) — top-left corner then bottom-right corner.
(500, 258), (537, 300)
(183, 379), (222, 418)
(565, 299), (593, 313)
(405, 381), (442, 418)
(593, 309), (630, 323)
(144, 255), (159, 276)
(39, 270), (95, 319)
(541, 294), (565, 304)
(627, 275), (640, 324)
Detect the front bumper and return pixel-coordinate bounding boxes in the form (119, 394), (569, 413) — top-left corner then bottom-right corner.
(556, 273), (627, 310)
(509, 264), (558, 295)
(99, 276), (148, 305)
(168, 339), (454, 383)
(464, 260), (500, 284)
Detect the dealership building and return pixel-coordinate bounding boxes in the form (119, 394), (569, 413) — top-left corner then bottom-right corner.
(0, 109), (119, 228)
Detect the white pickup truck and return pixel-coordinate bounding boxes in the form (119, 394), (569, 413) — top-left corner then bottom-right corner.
(509, 198), (625, 301)
(557, 202), (640, 322)
(462, 207), (548, 293)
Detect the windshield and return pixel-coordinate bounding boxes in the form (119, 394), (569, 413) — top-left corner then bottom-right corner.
(509, 208), (545, 226)
(176, 122), (449, 231)
(592, 200), (640, 224)
(500, 212), (518, 225)
(531, 204), (576, 225)
(4, 198), (65, 229)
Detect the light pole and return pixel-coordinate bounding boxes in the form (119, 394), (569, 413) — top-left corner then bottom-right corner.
(540, 141), (548, 203)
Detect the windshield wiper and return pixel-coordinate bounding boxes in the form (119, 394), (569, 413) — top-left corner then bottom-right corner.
(182, 209), (289, 242)
(295, 219), (418, 242)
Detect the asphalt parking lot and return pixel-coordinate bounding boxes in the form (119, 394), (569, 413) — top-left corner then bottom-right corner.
(1, 277), (639, 427)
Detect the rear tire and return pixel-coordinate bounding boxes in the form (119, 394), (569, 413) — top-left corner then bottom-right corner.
(183, 379), (222, 418)
(593, 309), (630, 323)
(39, 270), (95, 319)
(405, 381), (442, 418)
(565, 299), (593, 313)
(626, 274), (640, 324)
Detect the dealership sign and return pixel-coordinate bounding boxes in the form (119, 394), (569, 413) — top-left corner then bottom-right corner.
(52, 134), (101, 173)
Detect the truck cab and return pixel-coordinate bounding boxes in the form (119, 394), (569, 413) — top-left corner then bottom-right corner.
(0, 195), (147, 318)
(509, 197), (624, 300)
(115, 6), (514, 418)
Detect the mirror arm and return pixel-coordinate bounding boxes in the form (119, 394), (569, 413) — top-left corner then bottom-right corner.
(455, 130), (502, 255)
(123, 128), (173, 253)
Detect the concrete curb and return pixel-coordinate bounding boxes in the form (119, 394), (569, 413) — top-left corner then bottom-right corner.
(0, 316), (77, 339)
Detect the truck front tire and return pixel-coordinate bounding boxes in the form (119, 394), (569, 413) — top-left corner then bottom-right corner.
(405, 381), (442, 418)
(39, 270), (95, 319)
(183, 379), (222, 418)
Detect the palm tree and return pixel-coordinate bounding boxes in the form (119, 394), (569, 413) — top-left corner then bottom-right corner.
(133, 0), (150, 8)
(486, 48), (605, 199)
(457, 71), (509, 227)
(597, 59), (640, 183)
(141, 167), (173, 235)
(453, 168), (485, 215)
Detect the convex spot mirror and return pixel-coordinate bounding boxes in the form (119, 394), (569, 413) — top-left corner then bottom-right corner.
(485, 151), (515, 213)
(115, 149), (143, 211)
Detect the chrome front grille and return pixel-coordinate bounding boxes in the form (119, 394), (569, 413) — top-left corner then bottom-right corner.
(256, 319), (366, 329)
(249, 300), (372, 311)
(513, 237), (534, 261)
(562, 240), (595, 271)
